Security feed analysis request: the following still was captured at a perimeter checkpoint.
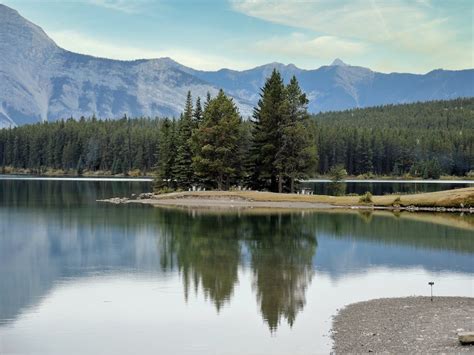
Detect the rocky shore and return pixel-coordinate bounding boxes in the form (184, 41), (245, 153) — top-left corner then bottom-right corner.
(332, 297), (474, 353)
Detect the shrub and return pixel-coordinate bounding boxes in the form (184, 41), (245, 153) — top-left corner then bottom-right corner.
(421, 158), (442, 179)
(128, 169), (142, 177)
(359, 191), (373, 203)
(154, 187), (175, 194)
(392, 196), (401, 207)
(329, 164), (347, 182)
(328, 182), (346, 196)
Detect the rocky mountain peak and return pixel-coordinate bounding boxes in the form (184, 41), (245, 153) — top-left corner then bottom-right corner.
(331, 58), (348, 67)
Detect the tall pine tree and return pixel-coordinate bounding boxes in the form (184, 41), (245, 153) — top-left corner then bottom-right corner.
(275, 76), (317, 192)
(249, 69), (285, 192)
(154, 118), (177, 190)
(174, 91), (194, 188)
(192, 90), (242, 190)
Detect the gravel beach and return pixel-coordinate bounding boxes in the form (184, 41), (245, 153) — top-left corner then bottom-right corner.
(332, 297), (474, 353)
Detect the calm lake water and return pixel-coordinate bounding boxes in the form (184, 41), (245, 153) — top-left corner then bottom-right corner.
(301, 180), (474, 195)
(0, 178), (473, 354)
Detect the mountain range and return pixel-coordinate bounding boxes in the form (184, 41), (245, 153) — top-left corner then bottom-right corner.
(1, 4), (473, 128)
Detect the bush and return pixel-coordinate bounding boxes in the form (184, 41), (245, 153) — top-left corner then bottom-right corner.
(329, 164), (347, 182)
(128, 169), (142, 177)
(421, 158), (442, 179)
(392, 196), (401, 207)
(154, 187), (175, 194)
(359, 191), (373, 203)
(328, 182), (346, 196)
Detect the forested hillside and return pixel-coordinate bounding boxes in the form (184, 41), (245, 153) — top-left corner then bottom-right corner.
(314, 98), (474, 177)
(0, 117), (161, 175)
(0, 97), (473, 181)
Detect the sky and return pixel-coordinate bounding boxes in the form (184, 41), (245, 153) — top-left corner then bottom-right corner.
(3, 0), (473, 73)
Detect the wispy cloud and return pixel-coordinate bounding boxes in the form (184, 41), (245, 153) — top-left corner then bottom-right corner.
(87, 0), (146, 14)
(231, 0), (470, 57)
(255, 33), (367, 61)
(51, 30), (162, 58)
(50, 30), (254, 70)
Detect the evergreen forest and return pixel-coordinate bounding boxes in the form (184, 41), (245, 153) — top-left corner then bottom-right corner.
(0, 70), (472, 192)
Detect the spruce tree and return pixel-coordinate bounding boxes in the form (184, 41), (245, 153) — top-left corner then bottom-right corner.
(249, 69), (285, 191)
(192, 90), (242, 190)
(174, 92), (194, 189)
(154, 118), (177, 190)
(193, 96), (203, 127)
(275, 76), (317, 192)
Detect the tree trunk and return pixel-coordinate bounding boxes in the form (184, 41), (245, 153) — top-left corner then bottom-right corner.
(278, 175), (283, 193)
(290, 177), (295, 193)
(271, 175), (277, 192)
(218, 172), (223, 191)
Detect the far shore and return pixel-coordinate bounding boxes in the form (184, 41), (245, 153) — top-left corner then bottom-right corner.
(1, 169), (473, 183)
(98, 187), (474, 213)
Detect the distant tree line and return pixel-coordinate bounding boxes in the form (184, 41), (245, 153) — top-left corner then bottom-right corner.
(0, 73), (472, 189)
(313, 98), (474, 178)
(0, 116), (160, 176)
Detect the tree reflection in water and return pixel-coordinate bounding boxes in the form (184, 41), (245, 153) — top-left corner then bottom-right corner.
(158, 210), (317, 330)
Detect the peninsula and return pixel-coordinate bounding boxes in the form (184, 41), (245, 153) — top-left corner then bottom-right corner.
(100, 187), (474, 212)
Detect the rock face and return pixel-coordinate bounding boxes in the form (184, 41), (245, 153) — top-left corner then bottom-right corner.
(1, 4), (473, 127)
(0, 4), (253, 128)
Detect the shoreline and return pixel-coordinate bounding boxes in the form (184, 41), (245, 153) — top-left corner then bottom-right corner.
(1, 172), (473, 184)
(98, 188), (474, 213)
(331, 296), (474, 353)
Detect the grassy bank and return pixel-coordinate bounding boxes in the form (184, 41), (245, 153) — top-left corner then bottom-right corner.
(153, 187), (474, 208)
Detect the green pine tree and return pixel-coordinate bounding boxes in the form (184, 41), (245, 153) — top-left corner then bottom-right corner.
(275, 76), (317, 192)
(192, 90), (242, 190)
(174, 92), (195, 189)
(249, 69), (285, 192)
(193, 96), (203, 127)
(154, 118), (177, 190)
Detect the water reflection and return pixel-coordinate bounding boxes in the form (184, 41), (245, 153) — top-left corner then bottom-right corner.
(159, 213), (242, 311)
(0, 179), (473, 338)
(157, 212), (317, 330)
(246, 214), (316, 330)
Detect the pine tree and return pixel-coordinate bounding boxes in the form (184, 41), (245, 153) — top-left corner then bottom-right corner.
(154, 118), (177, 190)
(174, 92), (194, 189)
(205, 92), (211, 109)
(275, 76), (317, 192)
(249, 69), (285, 192)
(193, 96), (203, 127)
(192, 90), (242, 190)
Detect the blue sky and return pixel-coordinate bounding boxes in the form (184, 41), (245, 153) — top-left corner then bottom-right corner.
(3, 0), (473, 73)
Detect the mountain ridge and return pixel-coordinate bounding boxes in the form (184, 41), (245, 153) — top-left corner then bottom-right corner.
(0, 4), (473, 127)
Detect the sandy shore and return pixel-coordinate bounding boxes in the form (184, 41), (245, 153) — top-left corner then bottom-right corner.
(332, 297), (474, 353)
(110, 196), (334, 210)
(98, 188), (474, 212)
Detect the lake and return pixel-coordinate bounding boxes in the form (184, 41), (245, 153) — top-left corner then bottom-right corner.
(0, 178), (473, 354)
(301, 179), (474, 195)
